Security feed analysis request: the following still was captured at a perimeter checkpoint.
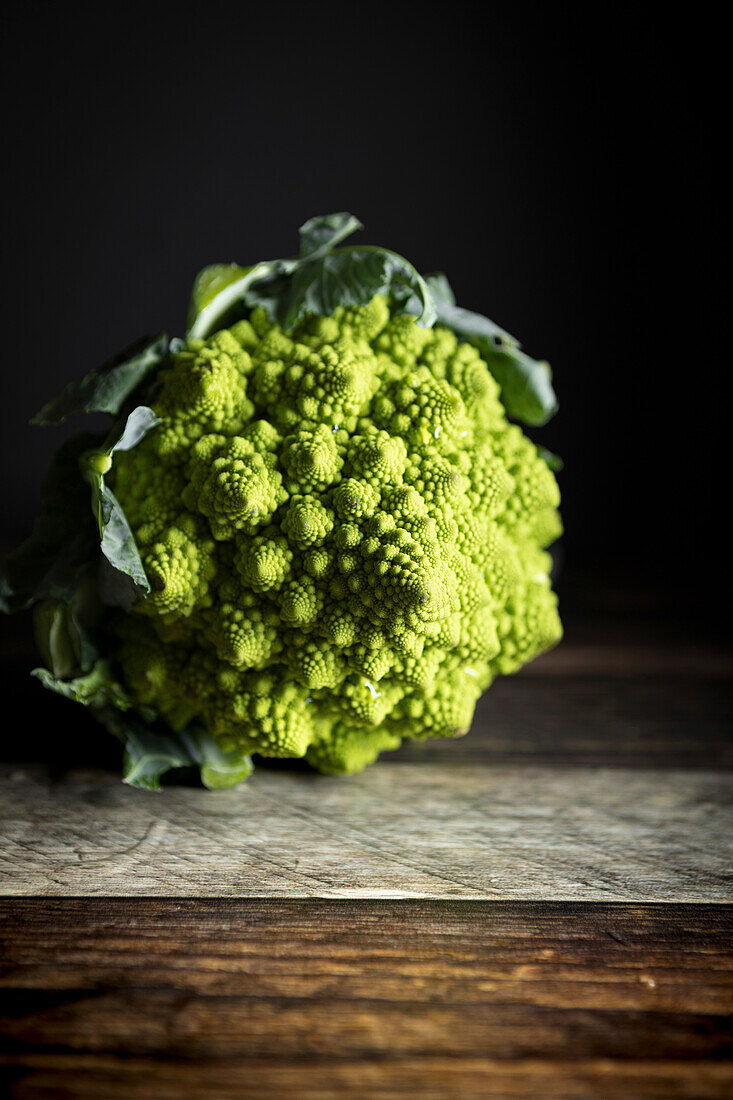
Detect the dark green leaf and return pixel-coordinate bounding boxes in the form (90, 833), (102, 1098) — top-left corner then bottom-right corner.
(2, 406), (156, 617)
(186, 261), (292, 342)
(82, 406), (159, 607)
(32, 334), (169, 425)
(538, 446), (564, 472)
(32, 659), (133, 710)
(239, 270), (293, 321)
(95, 484), (149, 604)
(187, 216), (436, 342)
(110, 405), (159, 453)
(425, 272), (456, 307)
(298, 212), (362, 260)
(32, 581), (101, 679)
(185, 216), (555, 424)
(0, 433), (102, 613)
(431, 296), (515, 351)
(431, 297), (558, 426)
(273, 246), (437, 330)
(97, 708), (253, 791)
(178, 728), (254, 790)
(31, 655), (244, 790)
(120, 728), (196, 790)
(482, 347), (558, 427)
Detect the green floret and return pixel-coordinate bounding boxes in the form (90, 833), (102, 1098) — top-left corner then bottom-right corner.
(281, 424), (343, 493)
(234, 530), (292, 592)
(183, 434), (287, 540)
(103, 294), (562, 776)
(307, 722), (402, 775)
(250, 326), (379, 433)
(139, 515), (216, 619)
(153, 334), (254, 458)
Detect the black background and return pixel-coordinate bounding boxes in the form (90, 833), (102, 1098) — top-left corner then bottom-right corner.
(1, 3), (724, 624)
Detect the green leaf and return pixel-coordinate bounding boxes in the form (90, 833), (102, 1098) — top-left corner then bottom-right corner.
(95, 484), (150, 604)
(538, 446), (564, 472)
(483, 347), (558, 427)
(0, 433), (103, 613)
(437, 302), (514, 349)
(32, 659), (133, 710)
(430, 296), (558, 426)
(82, 406), (159, 607)
(32, 655), (253, 790)
(298, 212), (363, 260)
(186, 261), (291, 342)
(31, 630), (253, 789)
(33, 601), (80, 679)
(1, 406), (156, 617)
(97, 708), (253, 791)
(31, 334), (169, 425)
(425, 272), (456, 307)
(110, 404), (159, 453)
(117, 720), (198, 790)
(182, 215), (556, 424)
(273, 246), (437, 330)
(179, 727), (254, 790)
(32, 583), (100, 678)
(187, 216), (436, 342)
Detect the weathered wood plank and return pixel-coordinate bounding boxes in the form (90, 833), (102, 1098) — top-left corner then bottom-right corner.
(1, 764), (731, 899)
(396, 675), (733, 766)
(1, 900), (731, 1098)
(4, 1056), (733, 1100)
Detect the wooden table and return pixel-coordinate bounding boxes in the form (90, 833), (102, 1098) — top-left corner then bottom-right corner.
(1, 611), (732, 1098)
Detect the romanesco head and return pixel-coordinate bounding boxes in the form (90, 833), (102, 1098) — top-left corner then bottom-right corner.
(111, 297), (561, 774)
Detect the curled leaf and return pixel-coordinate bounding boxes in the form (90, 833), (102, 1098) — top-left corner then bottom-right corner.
(425, 272), (456, 307)
(538, 446), (564, 472)
(98, 708), (253, 791)
(82, 406), (159, 607)
(186, 261), (291, 342)
(111, 405), (159, 453)
(483, 348), (557, 427)
(32, 334), (169, 425)
(427, 274), (558, 426)
(274, 247), (437, 329)
(94, 484), (149, 603)
(298, 212), (363, 260)
(0, 433), (102, 613)
(178, 727), (255, 790)
(33, 581), (100, 679)
(186, 214), (437, 342)
(32, 659), (133, 711)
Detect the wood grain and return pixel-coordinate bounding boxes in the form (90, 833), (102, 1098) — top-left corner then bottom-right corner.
(1, 624), (731, 1096)
(1, 761), (731, 900)
(1, 900), (731, 1099)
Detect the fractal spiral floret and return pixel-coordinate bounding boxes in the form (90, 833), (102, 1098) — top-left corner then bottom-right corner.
(2, 214), (563, 788)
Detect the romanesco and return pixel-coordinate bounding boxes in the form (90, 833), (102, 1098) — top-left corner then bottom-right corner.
(111, 296), (561, 775)
(2, 213), (562, 788)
